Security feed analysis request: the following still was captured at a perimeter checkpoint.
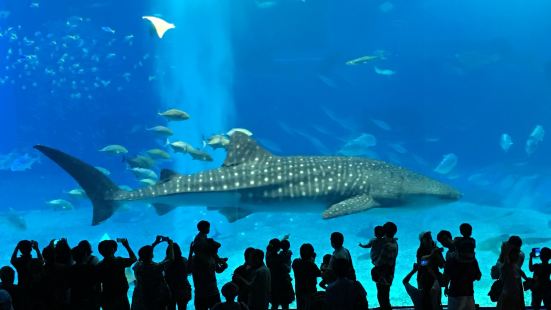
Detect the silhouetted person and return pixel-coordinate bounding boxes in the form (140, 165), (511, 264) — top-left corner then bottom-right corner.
(359, 225), (384, 265)
(192, 221), (228, 266)
(528, 247), (551, 309)
(165, 243), (192, 310)
(131, 236), (174, 310)
(10, 240), (44, 310)
(492, 235), (526, 280)
(212, 282), (249, 310)
(267, 238), (294, 309)
(372, 222), (398, 310)
(0, 288), (13, 310)
(327, 232), (355, 282)
(497, 244), (528, 310)
(416, 231), (444, 307)
(325, 258), (368, 310)
(292, 243), (321, 310)
(437, 230), (456, 261)
(69, 240), (100, 310)
(233, 248), (255, 304)
(97, 238), (137, 310)
(190, 238), (225, 310)
(0, 266), (21, 310)
(443, 247), (481, 310)
(234, 249), (271, 310)
(454, 223), (476, 261)
(319, 254), (332, 289)
(402, 263), (441, 310)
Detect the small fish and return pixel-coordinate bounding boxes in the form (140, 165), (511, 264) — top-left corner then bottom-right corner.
(30, 2), (40, 9)
(147, 126), (173, 136)
(188, 148), (213, 162)
(130, 167), (158, 180)
(170, 141), (193, 153)
(158, 108), (190, 121)
(146, 148), (171, 159)
(99, 144), (128, 155)
(101, 26), (116, 34)
(47, 199), (74, 210)
(434, 153), (458, 175)
(374, 66), (396, 76)
(227, 128), (253, 136)
(139, 178), (157, 186)
(67, 188), (86, 198)
(346, 55), (380, 66)
(142, 16), (175, 39)
(500, 134), (513, 152)
(94, 166), (111, 176)
(205, 134), (230, 149)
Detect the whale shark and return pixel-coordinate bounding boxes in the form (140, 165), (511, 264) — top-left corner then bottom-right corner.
(34, 132), (461, 225)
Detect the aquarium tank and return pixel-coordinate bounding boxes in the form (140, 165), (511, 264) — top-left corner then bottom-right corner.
(1, 0), (550, 307)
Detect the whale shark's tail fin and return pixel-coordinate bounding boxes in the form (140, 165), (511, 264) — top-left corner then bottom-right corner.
(34, 145), (120, 225)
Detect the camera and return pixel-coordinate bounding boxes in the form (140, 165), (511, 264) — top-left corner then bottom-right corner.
(420, 259), (429, 267)
(533, 248), (541, 257)
(116, 238), (125, 243)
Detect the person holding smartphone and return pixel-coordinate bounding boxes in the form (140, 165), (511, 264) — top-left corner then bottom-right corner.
(529, 247), (551, 309)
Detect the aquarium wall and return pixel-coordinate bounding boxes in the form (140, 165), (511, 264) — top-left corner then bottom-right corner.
(1, 0), (551, 307)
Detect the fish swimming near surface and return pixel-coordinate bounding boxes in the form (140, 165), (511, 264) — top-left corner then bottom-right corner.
(35, 132), (461, 225)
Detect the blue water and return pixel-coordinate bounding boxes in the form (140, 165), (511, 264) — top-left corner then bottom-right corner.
(1, 0), (551, 307)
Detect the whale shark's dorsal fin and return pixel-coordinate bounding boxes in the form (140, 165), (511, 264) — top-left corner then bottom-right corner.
(159, 169), (179, 182)
(223, 132), (273, 167)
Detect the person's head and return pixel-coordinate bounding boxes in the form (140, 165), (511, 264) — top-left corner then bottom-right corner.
(540, 247), (551, 263)
(138, 245), (154, 263)
(419, 232), (433, 248)
(436, 230), (453, 248)
(171, 243), (182, 259)
(332, 258), (349, 279)
(322, 254), (332, 265)
(244, 247), (255, 264)
(300, 243), (315, 260)
(508, 236), (523, 250)
(383, 222), (398, 238)
(330, 232), (344, 249)
(221, 282), (239, 302)
(0, 266), (15, 285)
(374, 226), (384, 238)
(251, 249), (265, 268)
(55, 239), (72, 264)
(77, 240), (93, 257)
(98, 240), (117, 258)
(18, 240), (32, 256)
(459, 223), (472, 238)
(267, 238), (281, 253)
(280, 239), (290, 251)
(197, 220), (210, 234)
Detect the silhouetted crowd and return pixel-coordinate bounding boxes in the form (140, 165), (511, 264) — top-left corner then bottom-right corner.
(0, 220), (550, 310)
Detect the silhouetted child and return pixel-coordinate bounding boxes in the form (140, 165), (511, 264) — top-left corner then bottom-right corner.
(319, 254), (332, 289)
(359, 225), (385, 265)
(192, 220), (228, 266)
(96, 238), (137, 310)
(529, 247), (551, 309)
(454, 223), (476, 260)
(212, 282), (249, 310)
(0, 266), (22, 310)
(280, 239), (292, 272)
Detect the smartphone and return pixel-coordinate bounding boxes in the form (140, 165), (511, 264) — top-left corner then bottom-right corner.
(116, 238), (125, 243)
(420, 259), (429, 266)
(533, 248), (541, 257)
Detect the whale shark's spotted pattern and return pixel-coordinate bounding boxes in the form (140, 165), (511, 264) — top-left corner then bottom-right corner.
(35, 132), (461, 225)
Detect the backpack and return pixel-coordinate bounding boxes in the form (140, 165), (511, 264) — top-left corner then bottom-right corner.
(488, 279), (503, 302)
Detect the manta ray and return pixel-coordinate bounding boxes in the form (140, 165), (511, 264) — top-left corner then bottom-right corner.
(35, 132), (461, 225)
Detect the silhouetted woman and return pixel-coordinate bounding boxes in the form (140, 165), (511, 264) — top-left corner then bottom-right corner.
(164, 243), (192, 310)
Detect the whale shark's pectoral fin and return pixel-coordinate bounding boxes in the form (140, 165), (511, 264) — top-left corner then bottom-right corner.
(211, 207), (253, 222)
(323, 194), (379, 219)
(152, 203), (177, 216)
